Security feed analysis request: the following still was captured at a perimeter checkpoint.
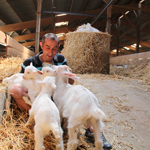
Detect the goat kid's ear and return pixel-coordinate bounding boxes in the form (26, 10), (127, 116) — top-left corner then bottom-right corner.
(22, 75), (26, 80)
(54, 70), (58, 76)
(33, 71), (37, 74)
(63, 72), (80, 80)
(30, 62), (33, 66)
(37, 70), (43, 75)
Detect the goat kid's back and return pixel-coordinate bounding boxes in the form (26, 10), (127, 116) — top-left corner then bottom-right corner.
(27, 76), (64, 150)
(53, 65), (106, 150)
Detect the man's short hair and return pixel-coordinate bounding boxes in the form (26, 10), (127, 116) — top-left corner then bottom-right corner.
(42, 33), (60, 45)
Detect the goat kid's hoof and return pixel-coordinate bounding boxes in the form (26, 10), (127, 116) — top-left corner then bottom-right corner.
(67, 143), (78, 150)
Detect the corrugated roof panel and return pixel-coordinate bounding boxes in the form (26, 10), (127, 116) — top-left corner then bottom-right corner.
(54, 0), (72, 12)
(7, 0), (36, 21)
(0, 0), (21, 24)
(87, 0), (104, 11)
(70, 0), (89, 12)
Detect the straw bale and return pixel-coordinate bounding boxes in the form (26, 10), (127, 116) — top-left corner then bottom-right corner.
(0, 55), (24, 81)
(61, 31), (111, 74)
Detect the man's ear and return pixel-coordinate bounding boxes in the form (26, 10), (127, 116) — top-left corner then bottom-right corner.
(40, 42), (43, 49)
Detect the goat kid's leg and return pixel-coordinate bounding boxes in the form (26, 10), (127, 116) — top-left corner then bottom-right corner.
(34, 125), (45, 150)
(52, 126), (64, 150)
(26, 110), (34, 126)
(28, 92), (36, 103)
(67, 127), (78, 150)
(90, 118), (103, 150)
(5, 93), (11, 115)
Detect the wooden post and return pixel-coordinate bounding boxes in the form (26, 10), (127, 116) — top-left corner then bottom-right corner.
(136, 3), (141, 53)
(105, 0), (112, 34)
(51, 0), (55, 33)
(35, 0), (43, 54)
(116, 18), (120, 56)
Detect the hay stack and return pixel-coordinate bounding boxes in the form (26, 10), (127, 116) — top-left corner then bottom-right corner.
(61, 31), (111, 74)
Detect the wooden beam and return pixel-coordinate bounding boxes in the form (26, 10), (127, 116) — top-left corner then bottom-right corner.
(0, 7), (121, 33)
(6, 47), (33, 59)
(0, 31), (5, 44)
(30, 0), (37, 13)
(22, 41), (36, 47)
(141, 17), (150, 30)
(109, 17), (150, 37)
(119, 8), (136, 29)
(22, 40), (64, 47)
(125, 35), (150, 48)
(120, 19), (150, 35)
(6, 35), (35, 56)
(111, 39), (148, 53)
(111, 29), (150, 48)
(110, 51), (150, 65)
(113, 4), (150, 13)
(106, 0), (112, 34)
(136, 2), (141, 53)
(0, 15), (89, 33)
(116, 18), (120, 56)
(51, 0), (55, 33)
(22, 36), (65, 47)
(70, 0), (75, 12)
(13, 27), (74, 42)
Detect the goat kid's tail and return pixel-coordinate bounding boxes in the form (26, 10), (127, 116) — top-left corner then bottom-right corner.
(92, 108), (106, 121)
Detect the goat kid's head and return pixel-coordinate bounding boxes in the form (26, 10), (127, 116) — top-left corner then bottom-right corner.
(38, 66), (57, 77)
(57, 65), (79, 81)
(23, 62), (38, 79)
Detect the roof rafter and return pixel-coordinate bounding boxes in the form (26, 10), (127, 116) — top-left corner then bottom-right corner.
(6, 0), (32, 35)
(0, 7), (121, 33)
(14, 27), (74, 42)
(113, 3), (150, 14)
(70, 0), (75, 12)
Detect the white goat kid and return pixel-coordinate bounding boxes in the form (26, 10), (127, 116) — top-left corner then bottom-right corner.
(2, 62), (41, 108)
(53, 65), (106, 150)
(21, 62), (41, 105)
(39, 66), (57, 81)
(26, 76), (64, 150)
(38, 66), (57, 96)
(2, 73), (23, 111)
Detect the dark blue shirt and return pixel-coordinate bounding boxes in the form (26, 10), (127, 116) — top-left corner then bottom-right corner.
(20, 51), (68, 73)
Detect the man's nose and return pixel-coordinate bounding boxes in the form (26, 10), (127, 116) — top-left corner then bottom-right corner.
(48, 49), (53, 55)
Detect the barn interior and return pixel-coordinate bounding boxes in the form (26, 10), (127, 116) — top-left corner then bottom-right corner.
(0, 0), (150, 149)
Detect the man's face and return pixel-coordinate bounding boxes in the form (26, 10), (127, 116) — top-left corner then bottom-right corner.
(40, 37), (59, 63)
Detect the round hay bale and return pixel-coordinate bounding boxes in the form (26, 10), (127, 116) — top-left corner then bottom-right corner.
(61, 31), (111, 74)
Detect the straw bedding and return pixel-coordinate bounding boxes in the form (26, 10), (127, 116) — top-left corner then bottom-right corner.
(110, 62), (150, 87)
(0, 56), (95, 150)
(0, 56), (150, 149)
(61, 31), (111, 74)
